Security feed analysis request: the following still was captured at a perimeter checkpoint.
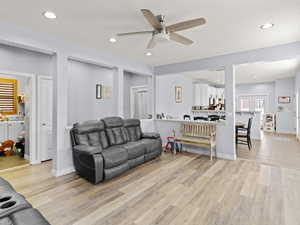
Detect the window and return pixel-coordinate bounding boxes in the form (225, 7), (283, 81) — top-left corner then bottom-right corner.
(240, 97), (250, 111)
(0, 78), (17, 115)
(238, 95), (267, 113)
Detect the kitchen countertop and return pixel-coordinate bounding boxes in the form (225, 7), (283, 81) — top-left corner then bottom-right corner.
(0, 120), (25, 123)
(155, 118), (225, 125)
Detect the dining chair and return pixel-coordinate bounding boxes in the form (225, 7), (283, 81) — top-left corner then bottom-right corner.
(236, 117), (253, 150)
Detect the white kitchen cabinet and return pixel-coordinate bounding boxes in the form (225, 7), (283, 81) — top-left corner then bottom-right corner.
(194, 83), (209, 106)
(0, 121), (25, 142)
(0, 123), (7, 142)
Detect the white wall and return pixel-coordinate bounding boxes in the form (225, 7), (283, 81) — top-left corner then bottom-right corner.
(275, 77), (296, 134)
(295, 71), (300, 139)
(67, 60), (116, 125)
(275, 77), (295, 112)
(236, 82), (276, 113)
(0, 44), (54, 76)
(123, 72), (151, 119)
(156, 74), (193, 119)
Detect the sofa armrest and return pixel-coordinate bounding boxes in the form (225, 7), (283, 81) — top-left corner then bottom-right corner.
(142, 132), (161, 139)
(73, 145), (104, 183)
(73, 145), (102, 155)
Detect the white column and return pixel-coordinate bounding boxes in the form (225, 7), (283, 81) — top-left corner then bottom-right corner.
(216, 64), (236, 159)
(52, 52), (70, 176)
(225, 64), (236, 159)
(113, 67), (124, 117)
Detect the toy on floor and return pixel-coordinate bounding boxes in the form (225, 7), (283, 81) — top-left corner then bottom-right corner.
(164, 129), (182, 154)
(0, 140), (15, 156)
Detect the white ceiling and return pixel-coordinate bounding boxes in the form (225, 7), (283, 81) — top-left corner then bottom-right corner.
(0, 0), (299, 66)
(183, 58), (300, 84)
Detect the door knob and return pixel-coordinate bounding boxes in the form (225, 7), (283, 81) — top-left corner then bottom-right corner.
(42, 123), (46, 126)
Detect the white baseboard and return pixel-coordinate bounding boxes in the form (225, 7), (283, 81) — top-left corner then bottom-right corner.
(184, 148), (236, 160)
(52, 167), (75, 177)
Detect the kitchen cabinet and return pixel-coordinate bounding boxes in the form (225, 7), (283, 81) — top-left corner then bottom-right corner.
(194, 83), (224, 106)
(0, 121), (25, 142)
(194, 83), (209, 106)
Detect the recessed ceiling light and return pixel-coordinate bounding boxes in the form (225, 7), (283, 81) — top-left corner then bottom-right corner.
(43, 11), (56, 19)
(145, 52), (152, 56)
(109, 37), (117, 43)
(260, 23), (274, 30)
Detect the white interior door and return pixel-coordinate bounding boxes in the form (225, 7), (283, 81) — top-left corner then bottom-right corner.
(130, 86), (149, 119)
(38, 76), (53, 161)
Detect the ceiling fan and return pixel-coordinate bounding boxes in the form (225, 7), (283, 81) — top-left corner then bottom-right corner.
(117, 9), (206, 49)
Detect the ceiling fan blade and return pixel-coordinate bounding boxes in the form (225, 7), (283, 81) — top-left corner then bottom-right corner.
(146, 36), (156, 49)
(167, 18), (206, 32)
(117, 31), (153, 36)
(141, 9), (162, 31)
(169, 32), (193, 45)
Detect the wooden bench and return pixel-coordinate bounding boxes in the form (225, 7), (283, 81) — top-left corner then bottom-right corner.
(174, 122), (217, 160)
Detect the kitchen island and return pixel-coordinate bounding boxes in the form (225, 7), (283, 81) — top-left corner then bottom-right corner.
(151, 119), (236, 160)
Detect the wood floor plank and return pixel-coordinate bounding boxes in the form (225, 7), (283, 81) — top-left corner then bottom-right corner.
(0, 133), (299, 225)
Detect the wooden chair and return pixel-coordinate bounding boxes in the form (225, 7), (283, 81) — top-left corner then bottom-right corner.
(174, 122), (217, 160)
(236, 118), (253, 150)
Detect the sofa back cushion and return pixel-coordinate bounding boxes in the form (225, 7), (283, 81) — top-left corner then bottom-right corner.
(102, 117), (128, 145)
(72, 120), (109, 149)
(124, 119), (142, 142)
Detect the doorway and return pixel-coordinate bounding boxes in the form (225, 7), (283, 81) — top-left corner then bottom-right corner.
(130, 86), (150, 119)
(0, 72), (32, 170)
(0, 71), (53, 171)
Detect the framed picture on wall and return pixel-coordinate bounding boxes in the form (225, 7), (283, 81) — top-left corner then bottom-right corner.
(175, 86), (182, 103)
(96, 84), (102, 99)
(278, 96), (291, 104)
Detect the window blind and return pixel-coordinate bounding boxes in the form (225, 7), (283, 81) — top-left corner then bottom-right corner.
(0, 78), (17, 115)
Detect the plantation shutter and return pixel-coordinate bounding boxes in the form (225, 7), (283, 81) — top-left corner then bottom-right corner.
(0, 78), (17, 115)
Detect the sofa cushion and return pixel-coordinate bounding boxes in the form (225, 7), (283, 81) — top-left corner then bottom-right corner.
(123, 141), (146, 159)
(140, 138), (162, 153)
(104, 163), (129, 180)
(102, 117), (128, 145)
(128, 155), (145, 169)
(101, 146), (128, 169)
(124, 119), (142, 142)
(73, 120), (109, 148)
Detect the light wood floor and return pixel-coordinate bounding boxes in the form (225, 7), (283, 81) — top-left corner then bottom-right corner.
(0, 155), (29, 170)
(237, 132), (300, 170)
(1, 133), (300, 225)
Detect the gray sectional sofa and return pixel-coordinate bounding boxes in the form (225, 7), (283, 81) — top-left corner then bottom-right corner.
(0, 177), (50, 225)
(70, 117), (162, 184)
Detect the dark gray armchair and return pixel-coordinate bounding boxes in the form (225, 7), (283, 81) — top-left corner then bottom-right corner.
(0, 177), (50, 225)
(70, 117), (162, 184)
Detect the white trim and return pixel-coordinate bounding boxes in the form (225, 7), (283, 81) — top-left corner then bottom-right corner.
(68, 56), (116, 70)
(52, 167), (75, 177)
(0, 70), (38, 165)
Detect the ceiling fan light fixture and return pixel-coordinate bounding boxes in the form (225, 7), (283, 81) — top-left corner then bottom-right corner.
(259, 23), (274, 30)
(145, 52), (152, 56)
(109, 37), (117, 43)
(43, 11), (56, 19)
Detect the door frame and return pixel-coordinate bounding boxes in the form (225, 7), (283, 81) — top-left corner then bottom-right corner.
(0, 70), (38, 164)
(37, 75), (53, 161)
(130, 85), (149, 118)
